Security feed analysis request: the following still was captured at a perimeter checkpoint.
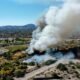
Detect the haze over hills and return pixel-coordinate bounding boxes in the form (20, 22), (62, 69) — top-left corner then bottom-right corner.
(0, 24), (36, 38)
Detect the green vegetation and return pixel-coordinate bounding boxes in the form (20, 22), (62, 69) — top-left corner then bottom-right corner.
(57, 63), (68, 71)
(0, 38), (31, 47)
(0, 55), (28, 80)
(0, 59), (27, 80)
(69, 61), (80, 69)
(28, 62), (35, 66)
(13, 69), (26, 77)
(3, 52), (12, 60)
(69, 61), (75, 65)
(0, 24), (35, 38)
(0, 37), (31, 80)
(6, 45), (27, 53)
(44, 60), (57, 65)
(52, 73), (62, 79)
(75, 63), (80, 69)
(0, 76), (14, 80)
(3, 45), (27, 60)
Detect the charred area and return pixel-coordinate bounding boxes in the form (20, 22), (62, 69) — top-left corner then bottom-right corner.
(33, 49), (46, 55)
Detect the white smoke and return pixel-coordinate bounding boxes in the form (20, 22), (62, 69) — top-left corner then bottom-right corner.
(65, 0), (80, 3)
(28, 0), (80, 54)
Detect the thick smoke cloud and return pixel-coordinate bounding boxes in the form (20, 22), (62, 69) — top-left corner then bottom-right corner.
(27, 0), (80, 54)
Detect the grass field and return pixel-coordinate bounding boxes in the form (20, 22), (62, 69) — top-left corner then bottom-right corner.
(5, 45), (28, 53)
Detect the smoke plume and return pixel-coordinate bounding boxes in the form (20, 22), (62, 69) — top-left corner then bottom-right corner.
(28, 0), (80, 54)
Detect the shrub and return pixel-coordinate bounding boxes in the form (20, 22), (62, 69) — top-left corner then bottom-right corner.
(5, 76), (14, 80)
(18, 65), (27, 69)
(3, 52), (12, 60)
(0, 57), (27, 79)
(13, 69), (26, 77)
(52, 73), (62, 79)
(57, 63), (67, 71)
(69, 61), (75, 65)
(28, 62), (35, 66)
(0, 76), (14, 80)
(0, 69), (13, 77)
(76, 63), (80, 69)
(44, 60), (57, 65)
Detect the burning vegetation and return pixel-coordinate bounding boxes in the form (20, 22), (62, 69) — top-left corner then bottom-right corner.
(27, 0), (80, 56)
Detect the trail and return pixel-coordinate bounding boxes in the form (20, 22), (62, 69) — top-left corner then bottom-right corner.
(14, 59), (69, 80)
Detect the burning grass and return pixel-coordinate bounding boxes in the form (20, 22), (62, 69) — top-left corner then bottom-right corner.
(54, 39), (80, 51)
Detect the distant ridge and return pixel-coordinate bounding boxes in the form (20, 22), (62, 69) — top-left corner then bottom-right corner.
(0, 24), (36, 38)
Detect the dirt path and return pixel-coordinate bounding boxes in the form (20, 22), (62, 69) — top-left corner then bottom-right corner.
(14, 59), (67, 80)
(14, 59), (80, 80)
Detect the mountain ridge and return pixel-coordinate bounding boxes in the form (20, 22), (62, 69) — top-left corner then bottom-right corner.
(0, 24), (36, 38)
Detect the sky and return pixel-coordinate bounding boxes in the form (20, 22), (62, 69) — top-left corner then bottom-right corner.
(0, 0), (62, 26)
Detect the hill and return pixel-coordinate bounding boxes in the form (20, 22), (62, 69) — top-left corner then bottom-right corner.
(0, 24), (36, 38)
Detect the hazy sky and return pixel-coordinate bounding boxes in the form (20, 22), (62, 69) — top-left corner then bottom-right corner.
(0, 0), (62, 26)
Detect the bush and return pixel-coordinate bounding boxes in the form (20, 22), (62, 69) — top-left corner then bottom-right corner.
(3, 52), (12, 60)
(0, 57), (27, 79)
(18, 65), (27, 69)
(57, 63), (67, 71)
(0, 76), (14, 80)
(69, 61), (75, 65)
(52, 73), (62, 79)
(76, 63), (80, 69)
(5, 76), (14, 80)
(28, 62), (35, 66)
(0, 69), (13, 77)
(44, 60), (57, 65)
(13, 69), (26, 77)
